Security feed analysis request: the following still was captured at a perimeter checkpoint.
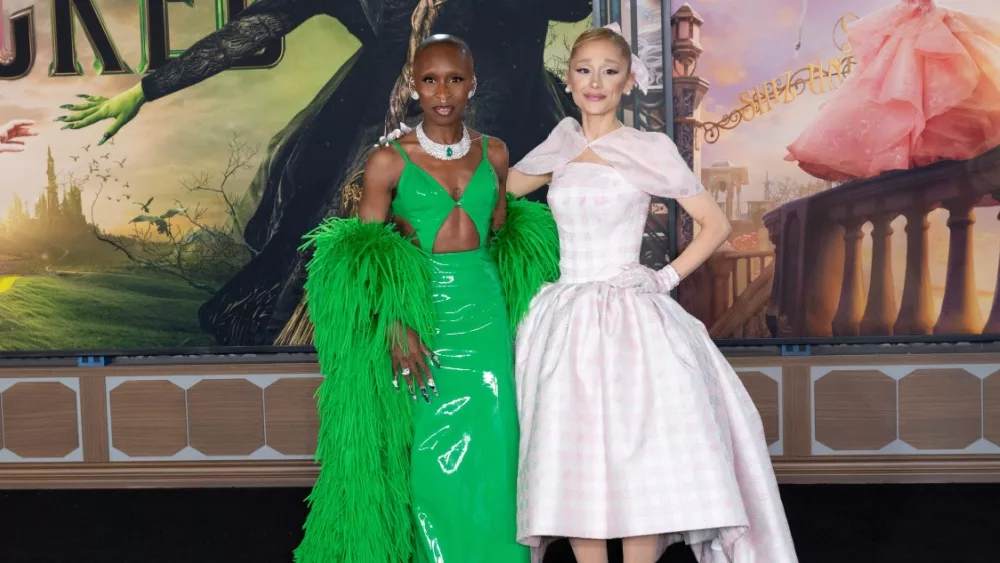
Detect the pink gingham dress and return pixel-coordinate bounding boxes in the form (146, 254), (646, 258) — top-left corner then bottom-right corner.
(512, 118), (799, 562)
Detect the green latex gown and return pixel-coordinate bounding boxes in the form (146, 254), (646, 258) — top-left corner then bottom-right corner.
(294, 134), (558, 563)
(389, 137), (528, 562)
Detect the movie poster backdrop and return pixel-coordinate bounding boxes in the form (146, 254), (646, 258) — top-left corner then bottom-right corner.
(0, 0), (594, 353)
(673, 0), (1000, 342)
(2, 0), (999, 354)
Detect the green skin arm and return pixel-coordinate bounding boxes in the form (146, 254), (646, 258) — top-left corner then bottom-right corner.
(55, 83), (146, 146)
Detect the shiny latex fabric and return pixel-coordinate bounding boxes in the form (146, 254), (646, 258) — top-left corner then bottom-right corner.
(411, 248), (527, 562)
(390, 138), (529, 562)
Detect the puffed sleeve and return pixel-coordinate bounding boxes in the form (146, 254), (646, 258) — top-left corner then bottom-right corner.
(511, 117), (588, 176)
(635, 131), (705, 199)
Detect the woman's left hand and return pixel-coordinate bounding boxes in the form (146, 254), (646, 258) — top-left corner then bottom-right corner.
(606, 263), (679, 294)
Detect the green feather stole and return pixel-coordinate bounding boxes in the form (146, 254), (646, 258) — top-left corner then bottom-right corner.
(294, 217), (433, 563)
(491, 194), (561, 332)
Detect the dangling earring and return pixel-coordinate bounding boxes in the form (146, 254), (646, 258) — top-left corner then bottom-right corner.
(409, 78), (419, 100)
(468, 76), (477, 99)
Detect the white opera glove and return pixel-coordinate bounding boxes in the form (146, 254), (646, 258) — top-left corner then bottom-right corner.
(606, 263), (681, 294)
(374, 122), (413, 147)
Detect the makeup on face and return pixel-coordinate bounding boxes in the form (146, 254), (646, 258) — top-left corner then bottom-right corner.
(567, 42), (632, 114)
(413, 44), (474, 122)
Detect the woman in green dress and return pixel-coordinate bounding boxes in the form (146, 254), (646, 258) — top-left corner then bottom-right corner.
(294, 34), (559, 563)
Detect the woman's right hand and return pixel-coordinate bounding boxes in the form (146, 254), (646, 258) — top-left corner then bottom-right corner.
(390, 323), (438, 403)
(55, 82), (146, 146)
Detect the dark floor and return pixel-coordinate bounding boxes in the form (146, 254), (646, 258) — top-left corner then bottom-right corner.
(0, 484), (994, 562)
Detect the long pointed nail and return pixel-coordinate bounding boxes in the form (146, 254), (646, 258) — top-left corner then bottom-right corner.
(427, 352), (441, 368)
(54, 116), (65, 122)
(428, 378), (438, 396)
(420, 386), (430, 403)
(392, 376), (399, 390)
(59, 105), (73, 110)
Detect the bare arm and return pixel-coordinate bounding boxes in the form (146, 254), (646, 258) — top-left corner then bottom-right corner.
(488, 137), (511, 232)
(506, 168), (551, 198)
(355, 146), (435, 400)
(356, 146), (404, 222)
(669, 191), (732, 280)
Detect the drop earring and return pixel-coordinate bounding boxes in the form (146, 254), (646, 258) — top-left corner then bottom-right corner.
(409, 78), (419, 100)
(468, 76), (477, 99)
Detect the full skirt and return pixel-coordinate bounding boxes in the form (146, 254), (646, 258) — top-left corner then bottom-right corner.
(514, 281), (798, 562)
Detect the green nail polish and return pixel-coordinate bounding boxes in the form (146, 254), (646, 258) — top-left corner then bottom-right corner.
(59, 105), (73, 110)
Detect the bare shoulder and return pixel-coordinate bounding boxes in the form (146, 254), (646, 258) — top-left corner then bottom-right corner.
(365, 143), (406, 174)
(366, 143), (403, 166)
(363, 144), (407, 196)
(484, 135), (509, 170)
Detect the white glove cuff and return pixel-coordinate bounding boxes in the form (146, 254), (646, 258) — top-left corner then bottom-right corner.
(658, 264), (681, 292)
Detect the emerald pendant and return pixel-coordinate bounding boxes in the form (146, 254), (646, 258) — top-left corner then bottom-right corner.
(446, 147), (453, 157)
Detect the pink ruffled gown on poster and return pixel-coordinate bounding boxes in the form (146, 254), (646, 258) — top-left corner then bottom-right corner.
(785, 0), (1000, 181)
(512, 118), (799, 563)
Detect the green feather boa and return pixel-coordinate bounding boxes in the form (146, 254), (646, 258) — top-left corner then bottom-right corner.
(295, 197), (558, 562)
(294, 217), (432, 563)
(491, 194), (561, 331)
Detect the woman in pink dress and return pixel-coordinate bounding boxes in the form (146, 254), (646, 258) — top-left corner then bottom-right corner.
(786, 0), (1000, 181)
(507, 24), (799, 563)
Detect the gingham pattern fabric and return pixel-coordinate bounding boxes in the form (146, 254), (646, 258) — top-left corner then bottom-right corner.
(512, 162), (799, 563)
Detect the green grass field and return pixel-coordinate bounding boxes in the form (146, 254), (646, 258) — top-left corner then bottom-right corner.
(0, 272), (215, 352)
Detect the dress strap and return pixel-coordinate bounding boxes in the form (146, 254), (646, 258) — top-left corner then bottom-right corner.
(389, 140), (410, 163)
(481, 134), (488, 160)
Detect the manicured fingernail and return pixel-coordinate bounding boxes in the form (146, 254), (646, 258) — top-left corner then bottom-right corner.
(428, 378), (438, 396)
(77, 94), (89, 98)
(392, 377), (399, 390)
(60, 125), (70, 130)
(59, 105), (73, 110)
(420, 386), (430, 403)
(54, 116), (65, 122)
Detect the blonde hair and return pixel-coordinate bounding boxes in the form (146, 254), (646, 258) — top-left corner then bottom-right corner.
(569, 27), (632, 73)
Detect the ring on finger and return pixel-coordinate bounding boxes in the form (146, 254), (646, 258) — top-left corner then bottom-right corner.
(401, 367), (411, 376)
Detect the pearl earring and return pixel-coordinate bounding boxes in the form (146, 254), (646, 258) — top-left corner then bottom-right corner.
(411, 91), (420, 100)
(565, 85), (571, 93)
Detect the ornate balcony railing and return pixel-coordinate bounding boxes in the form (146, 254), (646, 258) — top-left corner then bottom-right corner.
(764, 144), (1000, 337)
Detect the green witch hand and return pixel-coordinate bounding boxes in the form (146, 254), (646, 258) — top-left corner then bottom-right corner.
(55, 82), (146, 146)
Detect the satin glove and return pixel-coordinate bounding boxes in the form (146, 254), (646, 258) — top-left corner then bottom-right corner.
(606, 263), (681, 294)
(374, 122), (413, 147)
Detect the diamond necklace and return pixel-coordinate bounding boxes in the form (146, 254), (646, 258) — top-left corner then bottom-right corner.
(416, 121), (471, 160)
